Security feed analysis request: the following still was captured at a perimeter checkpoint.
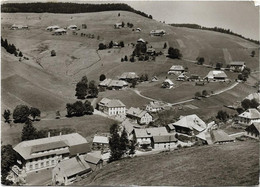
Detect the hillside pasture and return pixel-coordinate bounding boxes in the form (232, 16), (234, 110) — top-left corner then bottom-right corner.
(76, 140), (259, 186)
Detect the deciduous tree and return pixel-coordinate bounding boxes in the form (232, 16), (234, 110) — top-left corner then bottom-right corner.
(13, 105), (30, 123)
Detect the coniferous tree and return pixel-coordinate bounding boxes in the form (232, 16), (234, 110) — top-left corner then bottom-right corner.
(21, 119), (38, 141)
(3, 109), (11, 123)
(109, 124), (124, 162)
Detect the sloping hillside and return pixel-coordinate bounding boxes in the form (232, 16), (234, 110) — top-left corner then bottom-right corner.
(75, 140), (259, 186)
(1, 11), (259, 113)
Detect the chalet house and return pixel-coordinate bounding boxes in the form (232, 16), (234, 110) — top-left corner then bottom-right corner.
(187, 74), (200, 82)
(114, 23), (123, 29)
(229, 61), (246, 72)
(245, 93), (260, 103)
(54, 28), (67, 35)
(168, 114), (207, 136)
(52, 155), (91, 185)
(245, 123), (260, 139)
(46, 25), (60, 31)
(151, 134), (178, 150)
(168, 65), (185, 75)
(237, 109), (260, 126)
(98, 98), (126, 116)
(11, 24), (28, 30)
(134, 127), (169, 147)
(205, 70), (227, 81)
(68, 25), (77, 30)
(119, 72), (139, 82)
(162, 79), (174, 89)
(120, 119), (141, 139)
(126, 107), (153, 125)
(92, 135), (109, 152)
(146, 47), (156, 55)
(146, 101), (168, 113)
(150, 30), (166, 36)
(84, 151), (103, 171)
(99, 79), (128, 90)
(13, 133), (88, 173)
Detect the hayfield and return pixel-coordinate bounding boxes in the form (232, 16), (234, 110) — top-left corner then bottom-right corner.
(75, 140), (259, 186)
(1, 114), (116, 146)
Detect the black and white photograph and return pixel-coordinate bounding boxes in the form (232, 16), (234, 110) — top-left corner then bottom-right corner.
(1, 0), (259, 186)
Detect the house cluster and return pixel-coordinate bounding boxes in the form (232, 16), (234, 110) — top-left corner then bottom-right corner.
(10, 24), (29, 30)
(46, 25), (78, 35)
(10, 132), (108, 185)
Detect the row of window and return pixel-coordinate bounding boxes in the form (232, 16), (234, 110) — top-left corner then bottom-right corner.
(32, 147), (68, 155)
(29, 160), (56, 170)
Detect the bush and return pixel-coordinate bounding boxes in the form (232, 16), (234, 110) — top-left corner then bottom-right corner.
(167, 47), (182, 59)
(99, 74), (106, 81)
(51, 50), (56, 56)
(196, 57), (204, 65)
(216, 110), (229, 122)
(98, 43), (107, 50)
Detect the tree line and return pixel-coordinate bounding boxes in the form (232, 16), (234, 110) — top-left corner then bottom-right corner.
(1, 37), (23, 57)
(1, 2), (153, 19)
(170, 23), (259, 45)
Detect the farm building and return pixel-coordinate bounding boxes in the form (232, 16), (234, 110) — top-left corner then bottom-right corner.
(187, 74), (200, 81)
(151, 134), (178, 150)
(146, 47), (156, 55)
(205, 70), (227, 81)
(134, 127), (169, 148)
(136, 28), (141, 32)
(150, 29), (166, 36)
(245, 93), (260, 103)
(84, 151), (103, 171)
(13, 133), (88, 173)
(99, 79), (128, 90)
(146, 101), (169, 113)
(162, 79), (174, 89)
(237, 109), (260, 126)
(119, 72), (139, 82)
(151, 76), (159, 82)
(210, 130), (235, 144)
(114, 23), (123, 29)
(177, 73), (188, 81)
(168, 114), (207, 136)
(120, 119), (137, 139)
(229, 61), (246, 72)
(54, 28), (67, 35)
(46, 25), (60, 31)
(98, 98), (126, 116)
(168, 65), (185, 75)
(52, 155), (91, 185)
(68, 25), (78, 30)
(137, 38), (146, 43)
(11, 24), (28, 30)
(126, 107), (153, 125)
(245, 123), (260, 139)
(92, 135), (109, 151)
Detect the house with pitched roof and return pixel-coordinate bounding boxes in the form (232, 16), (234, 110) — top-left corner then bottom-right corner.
(168, 65), (185, 75)
(99, 79), (128, 90)
(229, 61), (246, 72)
(205, 70), (227, 81)
(120, 119), (141, 139)
(52, 155), (91, 185)
(46, 25), (60, 31)
(92, 135), (109, 152)
(245, 93), (260, 103)
(119, 72), (139, 82)
(168, 114), (207, 136)
(177, 73), (188, 81)
(150, 30), (166, 36)
(98, 98), (126, 116)
(151, 134), (178, 150)
(126, 107), (153, 125)
(54, 28), (67, 35)
(13, 133), (88, 173)
(237, 108), (260, 126)
(245, 123), (260, 139)
(84, 151), (103, 171)
(114, 23), (123, 29)
(210, 130), (235, 144)
(137, 38), (145, 43)
(162, 79), (174, 89)
(134, 127), (169, 147)
(146, 101), (169, 113)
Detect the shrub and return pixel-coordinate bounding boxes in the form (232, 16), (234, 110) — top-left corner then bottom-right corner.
(13, 105), (30, 123)
(51, 50), (56, 56)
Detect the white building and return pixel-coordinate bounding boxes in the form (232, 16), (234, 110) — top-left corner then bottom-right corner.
(205, 70), (227, 81)
(46, 25), (60, 31)
(68, 25), (77, 30)
(146, 101), (169, 113)
(151, 134), (178, 150)
(126, 107), (153, 125)
(229, 61), (246, 72)
(168, 65), (185, 75)
(98, 98), (126, 116)
(162, 79), (174, 89)
(13, 133), (88, 173)
(237, 109), (260, 126)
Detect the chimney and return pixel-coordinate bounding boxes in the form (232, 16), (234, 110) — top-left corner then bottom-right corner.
(60, 132), (62, 136)
(48, 132), (50, 138)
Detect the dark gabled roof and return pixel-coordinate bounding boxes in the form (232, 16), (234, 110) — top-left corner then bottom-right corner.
(31, 141), (68, 154)
(84, 151), (102, 165)
(246, 122), (260, 133)
(152, 134), (177, 143)
(210, 130), (234, 143)
(69, 143), (91, 156)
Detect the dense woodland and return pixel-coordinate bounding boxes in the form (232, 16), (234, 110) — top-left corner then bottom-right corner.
(170, 23), (260, 45)
(1, 2), (153, 19)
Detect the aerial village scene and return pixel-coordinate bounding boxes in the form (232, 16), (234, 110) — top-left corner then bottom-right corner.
(1, 1), (260, 186)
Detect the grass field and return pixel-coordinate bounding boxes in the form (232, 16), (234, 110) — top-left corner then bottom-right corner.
(75, 140), (259, 186)
(1, 114), (116, 146)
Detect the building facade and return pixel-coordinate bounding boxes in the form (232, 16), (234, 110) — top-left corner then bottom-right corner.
(98, 98), (126, 116)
